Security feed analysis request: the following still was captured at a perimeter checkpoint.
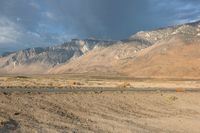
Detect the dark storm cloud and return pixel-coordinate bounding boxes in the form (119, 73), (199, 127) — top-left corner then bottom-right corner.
(41, 0), (200, 39)
(0, 0), (200, 53)
(42, 0), (153, 39)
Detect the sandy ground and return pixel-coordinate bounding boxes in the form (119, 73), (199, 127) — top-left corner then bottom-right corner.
(0, 91), (200, 133)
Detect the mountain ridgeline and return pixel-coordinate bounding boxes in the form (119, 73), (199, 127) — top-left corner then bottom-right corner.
(0, 39), (116, 74)
(0, 39), (115, 66)
(1, 21), (200, 77)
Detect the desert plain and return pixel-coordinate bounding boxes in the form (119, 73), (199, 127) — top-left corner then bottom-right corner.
(0, 75), (200, 133)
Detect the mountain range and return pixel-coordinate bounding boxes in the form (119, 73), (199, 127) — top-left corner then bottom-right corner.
(1, 21), (200, 77)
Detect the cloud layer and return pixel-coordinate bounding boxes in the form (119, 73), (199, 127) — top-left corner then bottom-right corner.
(0, 0), (200, 53)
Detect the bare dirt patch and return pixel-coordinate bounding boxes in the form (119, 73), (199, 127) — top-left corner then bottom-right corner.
(0, 92), (200, 133)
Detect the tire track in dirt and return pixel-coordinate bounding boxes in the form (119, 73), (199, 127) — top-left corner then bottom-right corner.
(1, 92), (200, 132)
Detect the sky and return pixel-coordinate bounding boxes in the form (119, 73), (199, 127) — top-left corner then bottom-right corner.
(0, 0), (200, 54)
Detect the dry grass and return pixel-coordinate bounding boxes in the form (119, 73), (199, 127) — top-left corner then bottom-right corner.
(117, 82), (131, 88)
(1, 75), (200, 90)
(176, 88), (185, 92)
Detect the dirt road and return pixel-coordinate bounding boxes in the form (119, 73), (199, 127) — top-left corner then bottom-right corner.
(0, 87), (200, 94)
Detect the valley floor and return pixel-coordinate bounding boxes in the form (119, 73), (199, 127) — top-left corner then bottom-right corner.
(0, 75), (200, 133)
(1, 75), (200, 90)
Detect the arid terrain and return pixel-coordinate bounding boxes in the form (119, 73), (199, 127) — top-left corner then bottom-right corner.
(0, 75), (200, 132)
(1, 90), (200, 133)
(1, 19), (200, 133)
(1, 75), (200, 90)
(1, 21), (200, 78)
(1, 1), (200, 132)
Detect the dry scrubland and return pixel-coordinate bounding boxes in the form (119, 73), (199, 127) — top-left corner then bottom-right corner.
(1, 75), (200, 132)
(1, 75), (200, 89)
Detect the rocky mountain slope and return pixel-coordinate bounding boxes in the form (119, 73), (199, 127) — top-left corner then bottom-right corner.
(1, 20), (200, 77)
(0, 39), (115, 74)
(50, 21), (200, 77)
